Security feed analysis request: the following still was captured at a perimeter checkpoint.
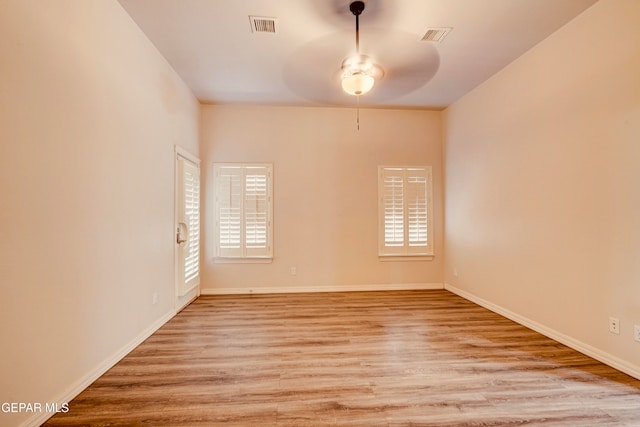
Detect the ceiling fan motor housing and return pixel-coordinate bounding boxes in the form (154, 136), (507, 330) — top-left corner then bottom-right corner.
(350, 1), (365, 16)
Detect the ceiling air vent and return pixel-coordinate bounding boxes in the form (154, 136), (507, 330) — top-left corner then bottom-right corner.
(421, 27), (452, 43)
(249, 16), (278, 34)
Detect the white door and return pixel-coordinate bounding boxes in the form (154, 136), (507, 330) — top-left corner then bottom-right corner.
(175, 149), (200, 298)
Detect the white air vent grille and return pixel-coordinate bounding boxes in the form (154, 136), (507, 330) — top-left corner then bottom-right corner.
(249, 16), (277, 34)
(421, 27), (452, 43)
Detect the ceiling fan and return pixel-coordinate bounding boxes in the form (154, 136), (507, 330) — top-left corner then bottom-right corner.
(340, 1), (384, 96)
(282, 0), (441, 107)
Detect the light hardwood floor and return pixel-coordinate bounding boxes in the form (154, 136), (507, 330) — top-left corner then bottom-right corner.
(45, 290), (640, 426)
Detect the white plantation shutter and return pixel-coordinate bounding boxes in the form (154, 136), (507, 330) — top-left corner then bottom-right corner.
(244, 166), (270, 256)
(382, 171), (405, 247)
(216, 166), (243, 257)
(378, 166), (433, 256)
(183, 161), (200, 284)
(407, 174), (428, 247)
(214, 164), (272, 258)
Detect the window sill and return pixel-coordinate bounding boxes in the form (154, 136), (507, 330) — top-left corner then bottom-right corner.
(214, 257), (273, 264)
(379, 255), (434, 262)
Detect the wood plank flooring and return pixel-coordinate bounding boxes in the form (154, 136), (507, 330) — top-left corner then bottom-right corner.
(45, 290), (640, 426)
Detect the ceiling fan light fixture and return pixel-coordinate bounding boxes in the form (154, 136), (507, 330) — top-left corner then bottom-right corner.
(340, 1), (381, 98)
(342, 71), (375, 96)
(340, 54), (383, 96)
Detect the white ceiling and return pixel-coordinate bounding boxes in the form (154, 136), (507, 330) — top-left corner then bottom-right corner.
(118, 0), (598, 110)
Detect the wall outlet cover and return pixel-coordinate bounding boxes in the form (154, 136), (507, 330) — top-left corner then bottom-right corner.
(609, 317), (620, 334)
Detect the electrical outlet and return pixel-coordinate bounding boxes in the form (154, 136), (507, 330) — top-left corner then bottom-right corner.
(152, 292), (158, 305)
(290, 267), (297, 276)
(634, 324), (640, 342)
(609, 317), (620, 334)
(453, 268), (459, 277)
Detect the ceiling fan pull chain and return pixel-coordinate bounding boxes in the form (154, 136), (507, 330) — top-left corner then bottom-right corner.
(357, 95), (360, 131)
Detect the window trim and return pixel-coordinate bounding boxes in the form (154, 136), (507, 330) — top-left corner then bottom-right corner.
(213, 163), (273, 261)
(378, 165), (434, 259)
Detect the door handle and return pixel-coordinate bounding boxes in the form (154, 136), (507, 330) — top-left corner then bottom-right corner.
(176, 222), (188, 245)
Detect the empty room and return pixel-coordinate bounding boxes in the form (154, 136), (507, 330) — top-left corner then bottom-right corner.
(1, 0), (639, 426)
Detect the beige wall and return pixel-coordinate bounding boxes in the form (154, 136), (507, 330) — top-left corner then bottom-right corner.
(0, 1), (199, 425)
(200, 105), (443, 292)
(444, 0), (640, 376)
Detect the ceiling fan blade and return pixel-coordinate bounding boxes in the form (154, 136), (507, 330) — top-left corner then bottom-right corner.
(367, 31), (441, 101)
(282, 31), (353, 105)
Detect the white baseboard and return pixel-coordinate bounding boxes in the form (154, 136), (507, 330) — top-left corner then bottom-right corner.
(201, 282), (444, 295)
(24, 309), (177, 427)
(444, 283), (640, 381)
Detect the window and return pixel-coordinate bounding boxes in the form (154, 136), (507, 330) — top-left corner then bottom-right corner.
(214, 163), (273, 259)
(378, 166), (433, 257)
